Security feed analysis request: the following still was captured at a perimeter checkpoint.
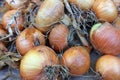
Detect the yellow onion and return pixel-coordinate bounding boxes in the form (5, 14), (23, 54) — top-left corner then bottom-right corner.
(35, 0), (64, 33)
(96, 55), (120, 80)
(16, 27), (45, 56)
(49, 24), (69, 51)
(68, 0), (95, 10)
(20, 45), (59, 80)
(90, 22), (120, 55)
(5, 0), (29, 9)
(62, 46), (90, 76)
(93, 0), (118, 22)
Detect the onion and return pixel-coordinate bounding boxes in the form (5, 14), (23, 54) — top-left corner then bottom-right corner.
(96, 55), (120, 80)
(5, 0), (29, 9)
(90, 22), (120, 55)
(49, 24), (69, 51)
(68, 0), (95, 10)
(2, 10), (24, 31)
(35, 0), (64, 33)
(61, 46), (90, 76)
(16, 27), (45, 56)
(93, 0), (118, 22)
(20, 45), (59, 80)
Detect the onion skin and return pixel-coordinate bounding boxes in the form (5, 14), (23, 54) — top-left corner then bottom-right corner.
(93, 0), (118, 22)
(5, 0), (29, 9)
(49, 24), (69, 51)
(114, 16), (120, 28)
(35, 0), (64, 32)
(68, 0), (95, 10)
(16, 27), (45, 56)
(20, 45), (59, 80)
(90, 22), (120, 55)
(61, 46), (90, 76)
(2, 10), (24, 31)
(96, 55), (120, 80)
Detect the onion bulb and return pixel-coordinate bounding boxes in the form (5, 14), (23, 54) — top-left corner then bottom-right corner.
(2, 10), (24, 31)
(49, 24), (69, 51)
(96, 55), (120, 80)
(35, 0), (64, 33)
(16, 27), (45, 56)
(90, 22), (120, 55)
(20, 45), (59, 80)
(5, 0), (29, 9)
(68, 0), (95, 10)
(93, 0), (118, 22)
(61, 46), (90, 76)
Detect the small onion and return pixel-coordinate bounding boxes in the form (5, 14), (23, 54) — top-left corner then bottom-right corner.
(16, 27), (45, 56)
(90, 22), (120, 55)
(20, 45), (59, 80)
(96, 55), (120, 80)
(61, 46), (90, 76)
(35, 0), (64, 33)
(49, 24), (69, 51)
(2, 10), (24, 31)
(93, 0), (118, 22)
(68, 0), (95, 10)
(5, 0), (29, 9)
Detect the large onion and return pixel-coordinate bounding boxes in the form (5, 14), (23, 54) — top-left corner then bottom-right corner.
(35, 0), (64, 33)
(61, 46), (90, 76)
(96, 55), (120, 80)
(20, 45), (59, 80)
(16, 27), (45, 56)
(93, 0), (118, 22)
(90, 22), (120, 55)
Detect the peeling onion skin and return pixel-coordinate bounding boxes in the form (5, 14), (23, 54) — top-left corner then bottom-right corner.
(90, 22), (120, 55)
(93, 0), (118, 22)
(96, 55), (120, 80)
(49, 24), (69, 51)
(2, 10), (24, 31)
(16, 27), (45, 56)
(20, 45), (59, 80)
(35, 0), (64, 31)
(5, 0), (29, 9)
(61, 46), (90, 76)
(68, 0), (95, 10)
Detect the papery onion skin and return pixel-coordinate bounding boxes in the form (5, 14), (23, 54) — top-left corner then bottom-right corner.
(35, 0), (64, 32)
(61, 46), (90, 76)
(2, 10), (24, 31)
(90, 22), (120, 55)
(49, 24), (69, 51)
(16, 27), (45, 56)
(5, 0), (29, 9)
(93, 0), (118, 22)
(68, 0), (95, 10)
(20, 45), (59, 80)
(96, 55), (120, 80)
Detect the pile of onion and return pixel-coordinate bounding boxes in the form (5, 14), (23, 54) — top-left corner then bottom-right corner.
(90, 22), (120, 55)
(20, 45), (59, 80)
(96, 55), (120, 80)
(61, 46), (90, 76)
(16, 27), (45, 56)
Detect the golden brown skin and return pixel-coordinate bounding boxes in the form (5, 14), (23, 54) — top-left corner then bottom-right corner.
(96, 55), (120, 80)
(2, 10), (24, 31)
(20, 45), (59, 80)
(62, 46), (90, 76)
(49, 24), (69, 51)
(35, 0), (64, 32)
(93, 0), (118, 22)
(16, 27), (45, 56)
(90, 22), (120, 55)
